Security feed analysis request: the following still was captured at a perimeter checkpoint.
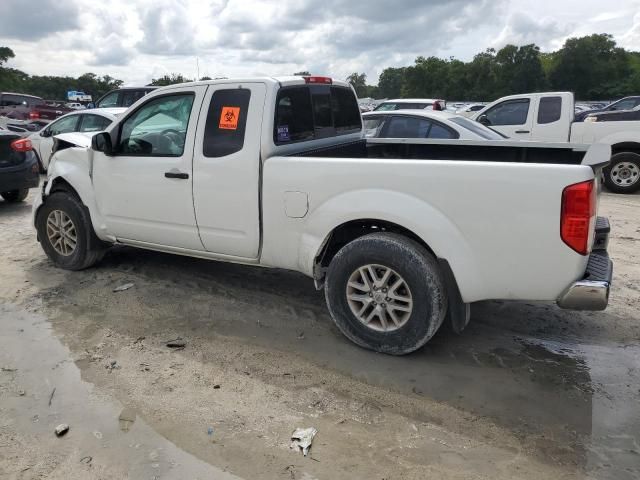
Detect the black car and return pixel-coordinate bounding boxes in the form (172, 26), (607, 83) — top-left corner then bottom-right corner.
(0, 129), (39, 203)
(91, 87), (158, 109)
(585, 106), (640, 122)
(575, 96), (640, 121)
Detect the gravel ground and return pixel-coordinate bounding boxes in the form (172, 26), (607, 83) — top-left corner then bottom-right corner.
(0, 190), (638, 480)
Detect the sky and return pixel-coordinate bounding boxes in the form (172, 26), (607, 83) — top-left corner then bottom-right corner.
(1, 0), (639, 86)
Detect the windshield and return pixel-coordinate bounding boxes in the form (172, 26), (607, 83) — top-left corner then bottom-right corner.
(449, 116), (507, 139)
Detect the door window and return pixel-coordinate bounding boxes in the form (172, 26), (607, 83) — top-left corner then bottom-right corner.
(203, 88), (251, 157)
(121, 90), (148, 107)
(428, 122), (456, 139)
(118, 94), (194, 156)
(484, 99), (530, 126)
(384, 116), (431, 137)
(537, 97), (562, 124)
(79, 114), (113, 132)
(381, 116), (457, 139)
(0, 94), (28, 107)
(363, 117), (386, 137)
(48, 115), (80, 135)
(610, 98), (639, 111)
(97, 91), (119, 108)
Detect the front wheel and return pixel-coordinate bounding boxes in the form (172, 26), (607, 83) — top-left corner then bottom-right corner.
(1, 189), (29, 203)
(603, 152), (640, 194)
(36, 192), (106, 270)
(324, 233), (447, 355)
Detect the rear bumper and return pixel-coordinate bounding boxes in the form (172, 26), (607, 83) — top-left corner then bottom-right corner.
(557, 217), (612, 311)
(0, 152), (40, 192)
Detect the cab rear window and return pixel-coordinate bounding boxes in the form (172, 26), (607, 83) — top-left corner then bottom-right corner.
(274, 85), (361, 144)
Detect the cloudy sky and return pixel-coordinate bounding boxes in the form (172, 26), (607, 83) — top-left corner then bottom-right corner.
(1, 0), (639, 86)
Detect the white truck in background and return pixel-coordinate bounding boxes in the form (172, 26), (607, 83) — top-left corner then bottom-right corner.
(472, 92), (640, 193)
(33, 76), (613, 355)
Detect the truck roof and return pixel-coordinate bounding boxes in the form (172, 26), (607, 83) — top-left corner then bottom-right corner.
(154, 76), (352, 90)
(0, 92), (43, 99)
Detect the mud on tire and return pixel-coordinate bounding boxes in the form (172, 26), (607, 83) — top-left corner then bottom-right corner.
(36, 191), (107, 270)
(324, 232), (447, 355)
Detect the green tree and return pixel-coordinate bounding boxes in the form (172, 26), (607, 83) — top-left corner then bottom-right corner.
(150, 73), (192, 86)
(377, 67), (405, 98)
(549, 34), (630, 99)
(0, 46), (15, 66)
(494, 44), (546, 97)
(346, 72), (368, 97)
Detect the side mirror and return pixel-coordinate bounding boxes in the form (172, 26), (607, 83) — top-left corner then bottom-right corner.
(91, 132), (113, 155)
(477, 114), (490, 126)
(87, 103), (95, 109)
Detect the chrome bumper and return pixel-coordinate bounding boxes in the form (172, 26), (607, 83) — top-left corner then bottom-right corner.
(557, 217), (612, 311)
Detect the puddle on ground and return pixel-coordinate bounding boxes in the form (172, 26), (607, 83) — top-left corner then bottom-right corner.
(0, 303), (242, 479)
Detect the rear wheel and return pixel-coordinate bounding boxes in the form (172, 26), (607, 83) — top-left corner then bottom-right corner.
(1, 189), (29, 203)
(603, 152), (640, 194)
(36, 192), (106, 270)
(324, 233), (447, 355)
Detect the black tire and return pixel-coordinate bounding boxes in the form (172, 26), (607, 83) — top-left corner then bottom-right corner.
(603, 152), (640, 194)
(35, 191), (107, 270)
(1, 189), (29, 203)
(324, 233), (447, 355)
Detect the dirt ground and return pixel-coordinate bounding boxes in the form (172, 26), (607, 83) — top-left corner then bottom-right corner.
(0, 189), (638, 480)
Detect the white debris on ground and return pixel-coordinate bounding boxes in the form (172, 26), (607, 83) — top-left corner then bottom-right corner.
(290, 427), (317, 456)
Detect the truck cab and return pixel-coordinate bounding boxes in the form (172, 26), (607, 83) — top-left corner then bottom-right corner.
(473, 92), (640, 193)
(473, 92), (574, 142)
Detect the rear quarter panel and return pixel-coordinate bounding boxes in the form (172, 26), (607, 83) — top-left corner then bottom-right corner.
(260, 157), (594, 303)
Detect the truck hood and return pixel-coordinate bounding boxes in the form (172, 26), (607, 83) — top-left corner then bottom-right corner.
(53, 132), (94, 148)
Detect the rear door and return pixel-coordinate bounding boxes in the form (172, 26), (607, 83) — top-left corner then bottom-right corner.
(479, 98), (533, 139)
(192, 82), (266, 258)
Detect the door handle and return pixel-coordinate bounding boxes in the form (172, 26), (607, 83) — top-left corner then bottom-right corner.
(515, 130), (530, 134)
(164, 170), (189, 179)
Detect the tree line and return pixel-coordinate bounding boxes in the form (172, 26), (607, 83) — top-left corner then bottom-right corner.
(0, 47), (124, 101)
(1, 33), (639, 102)
(347, 34), (640, 101)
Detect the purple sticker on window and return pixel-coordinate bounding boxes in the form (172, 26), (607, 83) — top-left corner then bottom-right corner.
(277, 125), (290, 142)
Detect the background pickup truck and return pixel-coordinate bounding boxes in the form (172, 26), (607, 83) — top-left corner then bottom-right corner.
(33, 76), (613, 355)
(472, 91), (640, 193)
(0, 92), (73, 132)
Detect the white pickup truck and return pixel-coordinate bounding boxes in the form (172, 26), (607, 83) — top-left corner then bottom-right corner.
(33, 76), (613, 355)
(471, 92), (640, 193)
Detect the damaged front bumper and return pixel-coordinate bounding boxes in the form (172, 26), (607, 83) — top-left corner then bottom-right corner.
(557, 217), (612, 311)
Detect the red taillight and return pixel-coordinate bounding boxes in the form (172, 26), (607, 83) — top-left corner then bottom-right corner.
(561, 180), (596, 255)
(10, 138), (33, 152)
(29, 111), (40, 120)
(303, 76), (332, 85)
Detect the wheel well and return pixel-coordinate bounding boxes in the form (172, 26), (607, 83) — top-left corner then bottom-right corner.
(49, 177), (81, 199)
(315, 219), (435, 273)
(611, 142), (640, 156)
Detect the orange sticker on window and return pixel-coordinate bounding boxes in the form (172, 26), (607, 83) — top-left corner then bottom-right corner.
(219, 106), (240, 130)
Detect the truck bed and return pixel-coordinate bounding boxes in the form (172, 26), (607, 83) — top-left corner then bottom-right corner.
(291, 138), (588, 165)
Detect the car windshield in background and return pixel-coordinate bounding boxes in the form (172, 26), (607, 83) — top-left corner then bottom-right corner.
(449, 116), (507, 139)
(375, 102), (432, 111)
